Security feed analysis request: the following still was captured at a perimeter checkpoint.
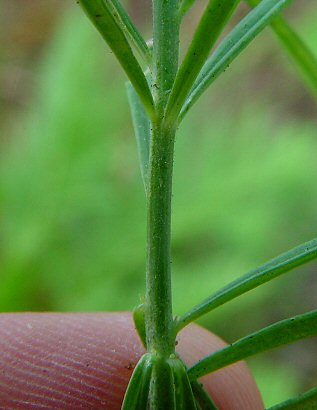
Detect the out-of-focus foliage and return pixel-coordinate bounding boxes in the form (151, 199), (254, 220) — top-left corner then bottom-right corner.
(251, 360), (300, 408)
(0, 4), (317, 407)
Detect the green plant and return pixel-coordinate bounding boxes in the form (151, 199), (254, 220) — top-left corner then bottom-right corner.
(75, 1), (317, 409)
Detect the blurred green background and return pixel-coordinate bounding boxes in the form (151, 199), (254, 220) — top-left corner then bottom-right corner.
(1, 1), (317, 407)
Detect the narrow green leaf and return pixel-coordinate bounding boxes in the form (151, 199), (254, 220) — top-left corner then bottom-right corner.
(188, 309), (317, 380)
(127, 82), (151, 193)
(176, 237), (317, 332)
(247, 0), (317, 101)
(77, 0), (154, 117)
(179, 0), (294, 121)
(267, 385), (317, 410)
(108, 0), (152, 65)
(270, 22), (317, 100)
(178, 0), (197, 20)
(166, 0), (240, 124)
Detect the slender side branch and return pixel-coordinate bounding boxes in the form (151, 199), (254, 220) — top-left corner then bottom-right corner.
(188, 309), (317, 380)
(176, 237), (317, 332)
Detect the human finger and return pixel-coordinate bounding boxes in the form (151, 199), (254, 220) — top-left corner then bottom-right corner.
(0, 312), (263, 409)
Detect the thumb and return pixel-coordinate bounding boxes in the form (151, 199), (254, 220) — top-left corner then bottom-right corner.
(0, 312), (263, 409)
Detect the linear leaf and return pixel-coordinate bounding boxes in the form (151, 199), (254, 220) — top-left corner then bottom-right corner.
(78, 0), (154, 116)
(247, 0), (317, 101)
(267, 386), (317, 410)
(179, 0), (294, 121)
(166, 0), (240, 124)
(188, 309), (317, 380)
(127, 82), (151, 193)
(108, 0), (152, 65)
(175, 237), (317, 332)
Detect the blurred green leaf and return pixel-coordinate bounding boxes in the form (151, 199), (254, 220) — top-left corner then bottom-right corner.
(247, 0), (317, 101)
(127, 82), (151, 193)
(250, 361), (300, 408)
(178, 0), (197, 19)
(188, 309), (317, 379)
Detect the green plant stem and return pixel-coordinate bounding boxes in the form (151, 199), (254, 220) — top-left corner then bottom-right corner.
(145, 120), (176, 356)
(144, 0), (179, 357)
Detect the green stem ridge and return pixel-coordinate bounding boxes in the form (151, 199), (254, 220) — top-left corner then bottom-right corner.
(188, 309), (317, 380)
(175, 237), (317, 332)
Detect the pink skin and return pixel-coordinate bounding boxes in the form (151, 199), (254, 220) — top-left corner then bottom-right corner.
(0, 312), (264, 409)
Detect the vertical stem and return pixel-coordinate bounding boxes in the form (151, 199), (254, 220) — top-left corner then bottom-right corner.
(146, 120), (176, 356)
(145, 0), (179, 356)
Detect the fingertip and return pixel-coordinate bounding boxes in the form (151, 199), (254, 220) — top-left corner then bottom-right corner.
(0, 312), (144, 409)
(0, 312), (263, 409)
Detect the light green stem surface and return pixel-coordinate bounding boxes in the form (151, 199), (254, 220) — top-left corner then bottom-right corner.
(145, 120), (176, 356)
(144, 0), (179, 357)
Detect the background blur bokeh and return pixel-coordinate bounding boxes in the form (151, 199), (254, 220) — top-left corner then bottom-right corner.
(1, 1), (317, 407)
